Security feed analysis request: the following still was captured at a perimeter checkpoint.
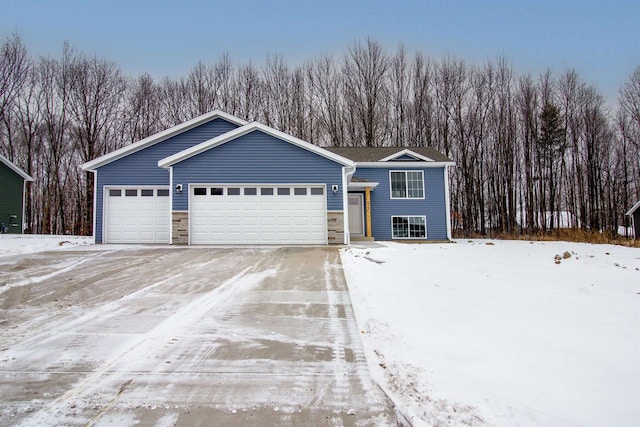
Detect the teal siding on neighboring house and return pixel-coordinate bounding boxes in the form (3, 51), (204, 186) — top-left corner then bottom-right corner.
(171, 130), (345, 211)
(353, 167), (449, 240)
(94, 118), (240, 243)
(0, 162), (26, 233)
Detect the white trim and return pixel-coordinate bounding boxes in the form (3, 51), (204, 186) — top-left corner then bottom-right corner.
(389, 170), (425, 200)
(82, 110), (248, 171)
(92, 170), (97, 243)
(158, 122), (355, 169)
(391, 215), (427, 239)
(343, 165), (355, 244)
(379, 148), (435, 162)
(169, 167), (174, 245)
(21, 179), (27, 233)
(0, 153), (33, 181)
(444, 165), (452, 240)
(103, 185), (171, 244)
(348, 181), (379, 190)
(355, 161), (455, 168)
(626, 200), (640, 216)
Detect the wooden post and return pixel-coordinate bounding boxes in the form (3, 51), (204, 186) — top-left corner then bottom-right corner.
(365, 186), (372, 238)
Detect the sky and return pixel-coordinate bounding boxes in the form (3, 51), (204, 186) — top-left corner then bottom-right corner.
(1, 0), (639, 105)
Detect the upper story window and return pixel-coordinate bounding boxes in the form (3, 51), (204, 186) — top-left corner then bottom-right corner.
(390, 170), (424, 199)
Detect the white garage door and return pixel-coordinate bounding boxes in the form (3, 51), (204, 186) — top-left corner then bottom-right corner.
(105, 187), (170, 243)
(190, 185), (327, 244)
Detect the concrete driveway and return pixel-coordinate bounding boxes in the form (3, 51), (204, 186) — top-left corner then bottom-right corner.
(0, 247), (396, 426)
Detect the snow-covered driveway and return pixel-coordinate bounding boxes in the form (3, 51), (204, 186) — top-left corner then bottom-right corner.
(0, 247), (394, 426)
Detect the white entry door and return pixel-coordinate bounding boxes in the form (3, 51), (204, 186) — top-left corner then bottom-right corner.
(190, 185), (327, 244)
(105, 187), (170, 243)
(348, 194), (364, 236)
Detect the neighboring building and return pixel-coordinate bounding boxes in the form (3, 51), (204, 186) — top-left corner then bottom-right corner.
(0, 154), (33, 234)
(82, 111), (454, 245)
(626, 201), (640, 240)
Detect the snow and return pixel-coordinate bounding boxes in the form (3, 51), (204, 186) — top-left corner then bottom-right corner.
(340, 240), (640, 427)
(3, 235), (638, 425)
(0, 234), (93, 257)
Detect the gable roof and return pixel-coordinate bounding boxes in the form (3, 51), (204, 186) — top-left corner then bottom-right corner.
(82, 110), (248, 171)
(626, 200), (640, 216)
(0, 154), (34, 181)
(158, 122), (355, 169)
(323, 147), (454, 163)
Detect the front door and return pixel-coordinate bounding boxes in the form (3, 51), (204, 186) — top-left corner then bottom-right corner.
(348, 194), (364, 236)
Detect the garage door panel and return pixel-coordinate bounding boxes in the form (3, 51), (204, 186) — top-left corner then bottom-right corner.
(105, 187), (170, 244)
(190, 185), (327, 244)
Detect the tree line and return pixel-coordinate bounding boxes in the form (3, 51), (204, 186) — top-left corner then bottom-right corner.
(1, 34), (639, 237)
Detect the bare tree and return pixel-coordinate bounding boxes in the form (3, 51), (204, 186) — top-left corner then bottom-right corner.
(342, 38), (389, 146)
(66, 48), (127, 235)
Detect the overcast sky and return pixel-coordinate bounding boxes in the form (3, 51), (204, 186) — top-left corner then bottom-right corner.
(1, 0), (638, 105)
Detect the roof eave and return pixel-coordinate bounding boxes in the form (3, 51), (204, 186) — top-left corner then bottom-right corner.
(626, 200), (640, 216)
(0, 154), (34, 181)
(158, 122), (355, 169)
(82, 110), (248, 171)
(355, 161), (456, 168)
(379, 148), (435, 162)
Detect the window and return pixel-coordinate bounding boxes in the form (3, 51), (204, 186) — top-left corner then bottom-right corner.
(392, 216), (426, 239)
(194, 187), (207, 196)
(390, 171), (424, 199)
(210, 188), (223, 196)
(294, 188), (307, 196)
(227, 188), (241, 196)
(277, 187), (290, 195)
(310, 187), (324, 196)
(261, 188), (274, 196)
(157, 189), (170, 196)
(244, 188), (257, 195)
(141, 189), (154, 197)
(125, 189), (138, 197)
(109, 189), (121, 197)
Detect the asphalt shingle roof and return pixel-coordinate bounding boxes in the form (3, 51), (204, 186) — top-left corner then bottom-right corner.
(323, 147), (453, 163)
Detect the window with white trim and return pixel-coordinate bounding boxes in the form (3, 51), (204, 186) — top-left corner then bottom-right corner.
(390, 171), (424, 199)
(392, 216), (426, 239)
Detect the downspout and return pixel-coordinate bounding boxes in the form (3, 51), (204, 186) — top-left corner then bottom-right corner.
(21, 179), (27, 234)
(92, 170), (97, 243)
(444, 165), (453, 241)
(343, 165), (356, 245)
(169, 167), (173, 245)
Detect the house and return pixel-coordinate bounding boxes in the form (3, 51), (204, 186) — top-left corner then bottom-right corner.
(82, 111), (454, 245)
(626, 200), (640, 239)
(0, 154), (33, 234)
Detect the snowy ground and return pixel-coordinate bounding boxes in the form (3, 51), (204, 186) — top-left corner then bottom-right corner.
(341, 240), (640, 427)
(0, 234), (93, 257)
(0, 242), (394, 426)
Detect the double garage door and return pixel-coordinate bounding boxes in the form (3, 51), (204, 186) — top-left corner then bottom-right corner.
(105, 187), (170, 243)
(190, 184), (328, 244)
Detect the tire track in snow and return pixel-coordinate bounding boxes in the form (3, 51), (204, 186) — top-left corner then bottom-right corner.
(16, 261), (275, 426)
(0, 251), (111, 293)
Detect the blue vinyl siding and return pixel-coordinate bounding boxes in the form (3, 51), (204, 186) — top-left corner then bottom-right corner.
(172, 130), (345, 211)
(354, 167), (448, 240)
(94, 118), (240, 243)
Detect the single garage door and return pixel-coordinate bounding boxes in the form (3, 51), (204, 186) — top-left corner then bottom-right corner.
(190, 185), (327, 244)
(105, 187), (170, 243)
